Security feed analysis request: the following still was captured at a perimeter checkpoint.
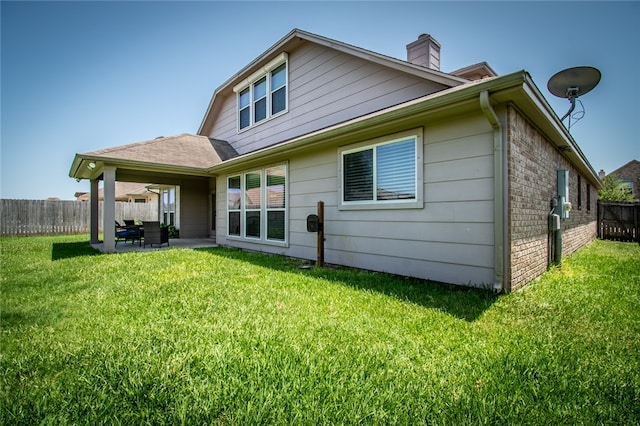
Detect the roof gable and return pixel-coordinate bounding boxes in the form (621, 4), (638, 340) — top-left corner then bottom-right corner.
(75, 182), (157, 201)
(198, 28), (468, 136)
(610, 159), (640, 176)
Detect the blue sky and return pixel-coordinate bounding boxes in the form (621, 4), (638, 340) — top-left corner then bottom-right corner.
(1, 1), (638, 200)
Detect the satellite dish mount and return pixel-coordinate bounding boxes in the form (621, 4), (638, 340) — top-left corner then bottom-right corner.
(547, 66), (601, 129)
(561, 87), (580, 121)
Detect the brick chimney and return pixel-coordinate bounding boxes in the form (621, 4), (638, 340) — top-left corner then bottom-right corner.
(406, 34), (441, 71)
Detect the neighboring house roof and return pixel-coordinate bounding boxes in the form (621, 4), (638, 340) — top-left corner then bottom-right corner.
(450, 62), (498, 80)
(609, 159), (640, 177)
(607, 159), (640, 197)
(75, 182), (158, 201)
(197, 28), (468, 136)
(70, 134), (237, 180)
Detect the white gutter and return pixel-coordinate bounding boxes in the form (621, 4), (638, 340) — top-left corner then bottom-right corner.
(480, 91), (506, 293)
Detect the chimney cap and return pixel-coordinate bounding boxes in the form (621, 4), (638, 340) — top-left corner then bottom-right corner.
(406, 33), (441, 70)
(407, 33), (441, 49)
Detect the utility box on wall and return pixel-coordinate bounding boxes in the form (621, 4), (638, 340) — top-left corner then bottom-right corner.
(557, 169), (571, 219)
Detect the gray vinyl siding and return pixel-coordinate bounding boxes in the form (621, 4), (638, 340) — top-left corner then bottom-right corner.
(208, 41), (447, 155)
(216, 111), (496, 287)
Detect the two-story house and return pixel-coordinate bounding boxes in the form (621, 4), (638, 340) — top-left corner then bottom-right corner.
(70, 29), (601, 292)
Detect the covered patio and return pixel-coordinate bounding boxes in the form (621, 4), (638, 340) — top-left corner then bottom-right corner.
(69, 134), (238, 252)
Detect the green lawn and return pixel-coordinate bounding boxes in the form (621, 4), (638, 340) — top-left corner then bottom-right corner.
(1, 235), (638, 424)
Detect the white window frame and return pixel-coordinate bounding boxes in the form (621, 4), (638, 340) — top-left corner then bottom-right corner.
(226, 163), (288, 246)
(338, 128), (423, 210)
(234, 52), (288, 132)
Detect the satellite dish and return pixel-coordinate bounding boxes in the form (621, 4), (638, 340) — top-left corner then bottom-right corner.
(547, 66), (601, 126)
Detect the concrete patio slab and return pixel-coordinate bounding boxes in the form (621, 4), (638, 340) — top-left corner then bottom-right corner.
(92, 238), (217, 253)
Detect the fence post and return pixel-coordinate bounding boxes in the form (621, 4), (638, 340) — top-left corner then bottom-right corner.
(597, 200), (602, 239)
(636, 204), (639, 245)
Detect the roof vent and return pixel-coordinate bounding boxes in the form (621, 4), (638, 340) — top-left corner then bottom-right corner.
(406, 33), (440, 70)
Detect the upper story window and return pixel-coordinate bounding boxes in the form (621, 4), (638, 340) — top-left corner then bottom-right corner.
(339, 128), (423, 210)
(234, 52), (288, 132)
(270, 63), (287, 115)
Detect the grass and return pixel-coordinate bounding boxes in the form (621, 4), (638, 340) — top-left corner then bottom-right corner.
(1, 235), (638, 425)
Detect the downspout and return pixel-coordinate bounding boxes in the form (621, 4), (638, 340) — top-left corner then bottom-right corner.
(480, 91), (506, 293)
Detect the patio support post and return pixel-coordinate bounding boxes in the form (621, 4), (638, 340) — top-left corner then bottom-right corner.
(103, 165), (116, 252)
(90, 179), (99, 244)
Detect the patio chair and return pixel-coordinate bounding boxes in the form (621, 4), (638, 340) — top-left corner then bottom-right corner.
(115, 220), (142, 246)
(142, 221), (169, 248)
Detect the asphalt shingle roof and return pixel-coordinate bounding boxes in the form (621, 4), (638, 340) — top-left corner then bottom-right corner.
(84, 134), (237, 169)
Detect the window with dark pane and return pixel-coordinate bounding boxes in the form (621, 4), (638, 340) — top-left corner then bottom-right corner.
(227, 176), (241, 235)
(577, 175), (582, 209)
(271, 63), (287, 115)
(267, 211), (285, 240)
(243, 211), (259, 238)
(228, 212), (241, 236)
(266, 165), (286, 241)
(343, 149), (373, 201)
(244, 172), (261, 237)
(253, 77), (267, 123)
(239, 88), (250, 129)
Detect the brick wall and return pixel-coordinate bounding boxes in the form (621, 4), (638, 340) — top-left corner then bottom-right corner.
(507, 107), (597, 291)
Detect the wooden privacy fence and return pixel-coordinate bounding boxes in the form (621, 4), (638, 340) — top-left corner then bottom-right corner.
(597, 201), (639, 243)
(1, 199), (158, 236)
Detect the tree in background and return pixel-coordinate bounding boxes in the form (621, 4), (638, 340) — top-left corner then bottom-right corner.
(598, 175), (636, 202)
